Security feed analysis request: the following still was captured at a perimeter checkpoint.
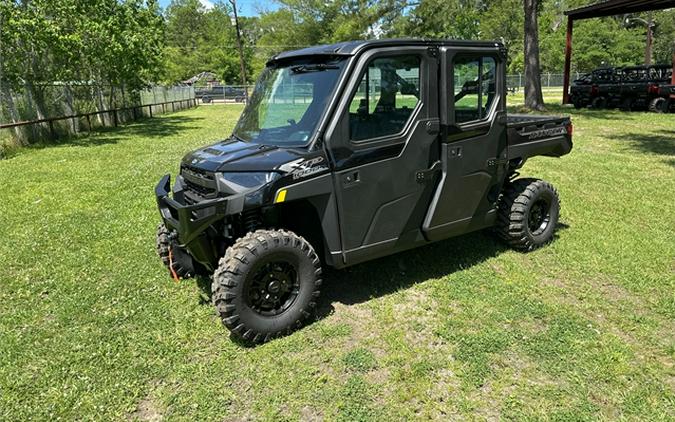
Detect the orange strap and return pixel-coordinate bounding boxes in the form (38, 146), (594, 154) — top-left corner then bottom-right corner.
(168, 247), (180, 282)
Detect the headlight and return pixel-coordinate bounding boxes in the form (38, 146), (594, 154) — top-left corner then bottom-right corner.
(216, 172), (280, 194)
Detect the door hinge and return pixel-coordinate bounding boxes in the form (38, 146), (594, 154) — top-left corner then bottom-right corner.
(425, 120), (440, 135)
(427, 46), (439, 58)
(416, 160), (441, 183)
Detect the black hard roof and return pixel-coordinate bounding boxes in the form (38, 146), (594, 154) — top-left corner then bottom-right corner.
(270, 38), (504, 62)
(565, 0), (675, 20)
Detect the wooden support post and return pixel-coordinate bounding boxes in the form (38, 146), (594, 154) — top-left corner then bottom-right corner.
(671, 39), (675, 100)
(86, 114), (91, 133)
(562, 17), (574, 104)
(48, 120), (55, 140)
(149, 105), (153, 118)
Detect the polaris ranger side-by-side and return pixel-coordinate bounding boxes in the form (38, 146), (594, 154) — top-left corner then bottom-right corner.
(569, 67), (619, 109)
(570, 64), (674, 111)
(155, 39), (573, 343)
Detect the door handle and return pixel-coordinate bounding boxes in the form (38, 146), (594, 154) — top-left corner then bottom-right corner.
(343, 171), (360, 186)
(416, 161), (441, 183)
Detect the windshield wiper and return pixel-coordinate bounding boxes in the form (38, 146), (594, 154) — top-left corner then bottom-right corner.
(290, 64), (339, 73)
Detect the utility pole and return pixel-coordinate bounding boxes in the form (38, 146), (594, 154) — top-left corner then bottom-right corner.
(671, 38), (675, 86)
(228, 0), (248, 98)
(645, 16), (654, 66)
(625, 15), (655, 66)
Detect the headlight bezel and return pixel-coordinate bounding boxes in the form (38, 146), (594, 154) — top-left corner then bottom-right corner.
(215, 171), (280, 194)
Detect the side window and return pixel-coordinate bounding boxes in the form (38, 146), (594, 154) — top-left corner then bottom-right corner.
(348, 55), (421, 142)
(453, 56), (496, 123)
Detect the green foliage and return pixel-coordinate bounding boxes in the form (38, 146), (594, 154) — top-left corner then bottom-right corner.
(161, 0), (255, 84)
(382, 0), (675, 73)
(0, 0), (164, 90)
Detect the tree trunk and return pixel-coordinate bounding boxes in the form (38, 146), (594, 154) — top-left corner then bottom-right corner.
(24, 80), (50, 140)
(523, 0), (545, 111)
(94, 84), (108, 126)
(0, 84), (27, 145)
(63, 84), (80, 134)
(671, 38), (675, 85)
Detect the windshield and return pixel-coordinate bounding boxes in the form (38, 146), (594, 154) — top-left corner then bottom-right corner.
(232, 56), (348, 147)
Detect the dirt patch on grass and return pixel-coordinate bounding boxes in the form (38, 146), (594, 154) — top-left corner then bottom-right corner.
(129, 395), (163, 421)
(468, 351), (559, 420)
(329, 302), (379, 347)
(299, 405), (323, 421)
(392, 288), (454, 351)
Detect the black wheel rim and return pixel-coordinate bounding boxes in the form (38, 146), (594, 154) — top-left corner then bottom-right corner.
(528, 198), (551, 236)
(244, 259), (299, 316)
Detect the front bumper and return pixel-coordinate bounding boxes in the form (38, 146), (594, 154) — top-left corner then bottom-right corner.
(155, 174), (246, 267)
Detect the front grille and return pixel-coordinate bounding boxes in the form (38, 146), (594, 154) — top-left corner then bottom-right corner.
(181, 165), (218, 200)
(184, 179), (215, 197)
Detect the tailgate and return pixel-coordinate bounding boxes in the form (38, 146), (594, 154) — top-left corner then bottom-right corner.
(507, 114), (573, 160)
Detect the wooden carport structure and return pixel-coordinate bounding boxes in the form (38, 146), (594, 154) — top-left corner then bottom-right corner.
(562, 0), (675, 104)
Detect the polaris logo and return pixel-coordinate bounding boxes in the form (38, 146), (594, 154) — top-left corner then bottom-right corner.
(279, 156), (329, 180)
(291, 157), (327, 180)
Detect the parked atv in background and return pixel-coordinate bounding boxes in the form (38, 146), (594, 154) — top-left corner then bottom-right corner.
(154, 39), (573, 344)
(569, 67), (619, 109)
(601, 64), (672, 111)
(571, 64), (672, 112)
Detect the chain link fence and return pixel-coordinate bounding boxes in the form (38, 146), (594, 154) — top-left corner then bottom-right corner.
(506, 72), (585, 92)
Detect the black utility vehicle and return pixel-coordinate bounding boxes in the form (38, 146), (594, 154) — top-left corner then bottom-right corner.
(569, 67), (619, 109)
(606, 65), (672, 111)
(196, 85), (247, 103)
(155, 39), (573, 343)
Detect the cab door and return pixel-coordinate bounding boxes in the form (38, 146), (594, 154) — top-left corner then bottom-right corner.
(324, 47), (440, 266)
(422, 48), (508, 241)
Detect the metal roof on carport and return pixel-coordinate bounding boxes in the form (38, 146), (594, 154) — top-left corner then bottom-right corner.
(565, 0), (675, 20)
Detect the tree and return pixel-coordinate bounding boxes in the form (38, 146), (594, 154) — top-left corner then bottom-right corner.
(161, 0), (255, 84)
(392, 0), (485, 40)
(0, 0), (164, 139)
(523, 0), (544, 110)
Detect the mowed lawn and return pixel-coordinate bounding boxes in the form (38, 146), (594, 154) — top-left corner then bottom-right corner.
(1, 98), (673, 420)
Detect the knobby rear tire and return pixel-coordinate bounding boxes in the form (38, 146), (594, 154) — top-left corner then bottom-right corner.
(649, 97), (666, 113)
(496, 178), (560, 251)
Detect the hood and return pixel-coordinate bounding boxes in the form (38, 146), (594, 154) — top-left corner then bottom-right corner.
(181, 138), (312, 173)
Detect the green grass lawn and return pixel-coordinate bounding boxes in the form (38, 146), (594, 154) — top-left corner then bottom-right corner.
(1, 99), (673, 420)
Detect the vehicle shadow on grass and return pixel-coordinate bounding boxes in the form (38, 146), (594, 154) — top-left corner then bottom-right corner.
(317, 223), (568, 315)
(607, 129), (675, 165)
(318, 231), (507, 313)
(194, 223), (569, 347)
